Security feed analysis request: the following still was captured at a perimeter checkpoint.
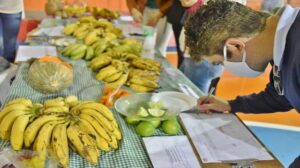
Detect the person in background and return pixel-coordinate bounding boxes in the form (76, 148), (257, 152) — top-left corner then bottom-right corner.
(166, 0), (245, 94)
(126, 0), (173, 57)
(0, 0), (23, 63)
(261, 0), (285, 13)
(184, 0), (299, 167)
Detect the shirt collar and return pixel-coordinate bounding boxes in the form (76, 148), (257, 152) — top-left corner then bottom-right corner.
(273, 5), (299, 69)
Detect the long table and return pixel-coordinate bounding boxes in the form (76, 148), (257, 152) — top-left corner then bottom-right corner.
(3, 18), (284, 168)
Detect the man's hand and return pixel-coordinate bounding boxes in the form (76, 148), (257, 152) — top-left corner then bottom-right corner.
(197, 96), (231, 113)
(147, 9), (162, 27)
(131, 8), (143, 23)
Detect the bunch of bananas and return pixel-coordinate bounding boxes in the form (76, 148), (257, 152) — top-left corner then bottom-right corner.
(0, 96), (122, 167)
(88, 51), (161, 91)
(95, 60), (129, 88)
(91, 8), (120, 20)
(62, 43), (95, 60)
(62, 18), (123, 40)
(63, 5), (86, 17)
(127, 68), (160, 92)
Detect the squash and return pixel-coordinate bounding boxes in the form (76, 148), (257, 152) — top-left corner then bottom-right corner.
(28, 56), (73, 93)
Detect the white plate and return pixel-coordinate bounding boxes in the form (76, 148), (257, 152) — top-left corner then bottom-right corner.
(151, 91), (197, 112)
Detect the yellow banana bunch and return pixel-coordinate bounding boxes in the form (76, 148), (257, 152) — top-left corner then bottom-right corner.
(107, 73), (128, 88)
(103, 71), (123, 83)
(129, 77), (159, 89)
(95, 65), (119, 81)
(130, 84), (156, 92)
(84, 30), (100, 45)
(132, 58), (161, 73)
(89, 55), (112, 71)
(63, 23), (77, 35)
(0, 96), (122, 166)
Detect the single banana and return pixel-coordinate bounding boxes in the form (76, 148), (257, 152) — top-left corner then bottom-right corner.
(52, 123), (69, 168)
(33, 120), (62, 152)
(107, 135), (118, 149)
(77, 119), (109, 152)
(84, 46), (95, 60)
(67, 124), (99, 165)
(10, 114), (30, 150)
(5, 98), (33, 108)
(129, 84), (155, 92)
(24, 115), (62, 147)
(107, 73), (128, 88)
(0, 104), (30, 114)
(43, 106), (69, 113)
(103, 71), (122, 83)
(96, 66), (119, 81)
(79, 113), (111, 141)
(77, 102), (114, 121)
(112, 128), (122, 141)
(44, 99), (65, 108)
(0, 110), (28, 139)
(80, 109), (113, 132)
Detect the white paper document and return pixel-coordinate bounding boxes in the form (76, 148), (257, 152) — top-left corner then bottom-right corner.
(30, 26), (64, 37)
(143, 136), (201, 168)
(15, 46), (57, 62)
(180, 113), (273, 163)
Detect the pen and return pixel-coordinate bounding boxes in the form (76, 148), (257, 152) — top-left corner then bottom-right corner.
(201, 87), (215, 105)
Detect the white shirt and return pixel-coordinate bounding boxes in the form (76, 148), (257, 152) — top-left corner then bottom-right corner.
(273, 5), (300, 69)
(0, 0), (23, 14)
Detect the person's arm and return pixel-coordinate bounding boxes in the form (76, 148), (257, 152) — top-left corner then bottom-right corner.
(126, 0), (143, 22)
(229, 82), (293, 113)
(158, 0), (173, 15)
(126, 0), (138, 14)
(198, 82), (293, 114)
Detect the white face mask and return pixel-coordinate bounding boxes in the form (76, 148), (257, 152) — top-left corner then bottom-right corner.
(223, 45), (263, 77)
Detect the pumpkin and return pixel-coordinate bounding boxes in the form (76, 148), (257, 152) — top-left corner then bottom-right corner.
(28, 56), (73, 93)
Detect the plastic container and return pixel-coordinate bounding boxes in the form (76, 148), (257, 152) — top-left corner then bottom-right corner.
(141, 26), (156, 59)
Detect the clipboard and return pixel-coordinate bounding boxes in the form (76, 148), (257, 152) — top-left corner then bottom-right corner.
(178, 113), (284, 168)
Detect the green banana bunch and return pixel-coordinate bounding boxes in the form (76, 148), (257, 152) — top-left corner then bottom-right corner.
(62, 43), (82, 56)
(69, 44), (87, 60)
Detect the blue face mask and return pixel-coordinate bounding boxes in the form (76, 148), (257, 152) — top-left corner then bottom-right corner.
(223, 45), (263, 77)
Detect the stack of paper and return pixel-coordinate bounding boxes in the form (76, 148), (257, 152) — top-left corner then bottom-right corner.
(143, 136), (202, 168)
(180, 113), (273, 163)
(15, 45), (57, 62)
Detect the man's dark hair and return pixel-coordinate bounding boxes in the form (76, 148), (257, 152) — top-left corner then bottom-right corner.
(184, 0), (270, 61)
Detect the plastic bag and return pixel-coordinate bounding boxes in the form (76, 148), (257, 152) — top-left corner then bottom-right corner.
(0, 148), (58, 168)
